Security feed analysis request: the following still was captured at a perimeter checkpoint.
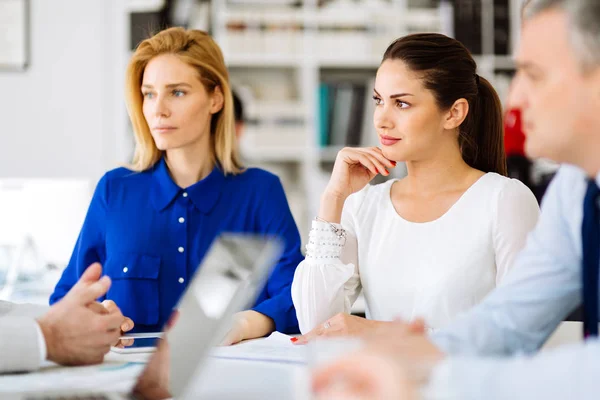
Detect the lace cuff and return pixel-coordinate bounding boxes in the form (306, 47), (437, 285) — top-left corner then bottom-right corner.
(305, 220), (347, 261)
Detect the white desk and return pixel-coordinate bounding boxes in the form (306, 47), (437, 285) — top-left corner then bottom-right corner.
(194, 357), (309, 399)
(0, 321), (586, 399)
(0, 345), (311, 399)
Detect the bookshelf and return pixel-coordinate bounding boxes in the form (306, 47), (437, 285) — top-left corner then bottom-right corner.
(212, 0), (524, 243)
(120, 0), (525, 245)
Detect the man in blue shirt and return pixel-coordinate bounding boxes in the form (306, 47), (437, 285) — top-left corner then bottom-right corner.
(311, 1), (600, 398)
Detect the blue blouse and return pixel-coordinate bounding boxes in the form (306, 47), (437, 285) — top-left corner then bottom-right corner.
(50, 158), (304, 333)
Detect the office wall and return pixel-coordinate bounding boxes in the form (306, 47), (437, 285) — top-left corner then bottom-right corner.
(0, 0), (126, 180)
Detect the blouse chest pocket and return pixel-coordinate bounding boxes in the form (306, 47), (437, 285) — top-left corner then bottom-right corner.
(104, 252), (161, 326)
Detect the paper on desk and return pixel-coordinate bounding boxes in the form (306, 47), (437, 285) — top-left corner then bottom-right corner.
(106, 350), (154, 364)
(210, 332), (307, 364)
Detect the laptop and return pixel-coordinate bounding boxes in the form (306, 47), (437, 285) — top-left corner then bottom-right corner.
(9, 233), (283, 400)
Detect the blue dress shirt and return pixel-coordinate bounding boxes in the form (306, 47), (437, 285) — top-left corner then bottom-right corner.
(50, 158), (304, 333)
(425, 165), (600, 399)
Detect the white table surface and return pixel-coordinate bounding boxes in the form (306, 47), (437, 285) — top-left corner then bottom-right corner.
(193, 357), (310, 399)
(0, 321), (584, 399)
(0, 343), (312, 399)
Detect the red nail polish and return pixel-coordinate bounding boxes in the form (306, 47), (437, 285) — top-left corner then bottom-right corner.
(290, 337), (299, 343)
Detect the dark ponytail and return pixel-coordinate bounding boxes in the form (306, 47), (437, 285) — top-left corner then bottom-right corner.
(468, 76), (506, 175)
(382, 33), (507, 176)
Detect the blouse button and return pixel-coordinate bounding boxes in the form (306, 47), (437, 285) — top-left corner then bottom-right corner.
(182, 192), (188, 198)
(178, 277), (185, 284)
(178, 247), (184, 253)
(178, 217), (185, 223)
(123, 267), (128, 273)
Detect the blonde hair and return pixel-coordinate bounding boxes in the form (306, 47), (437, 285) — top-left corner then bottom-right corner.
(125, 27), (243, 174)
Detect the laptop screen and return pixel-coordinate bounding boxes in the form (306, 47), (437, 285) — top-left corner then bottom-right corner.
(132, 234), (283, 399)
(192, 237), (262, 319)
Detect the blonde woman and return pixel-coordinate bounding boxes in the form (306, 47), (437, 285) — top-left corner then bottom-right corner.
(50, 28), (303, 344)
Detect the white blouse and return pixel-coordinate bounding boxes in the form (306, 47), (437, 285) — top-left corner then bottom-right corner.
(291, 173), (540, 334)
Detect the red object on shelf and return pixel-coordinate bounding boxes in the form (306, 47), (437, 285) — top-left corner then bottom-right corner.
(504, 108), (526, 157)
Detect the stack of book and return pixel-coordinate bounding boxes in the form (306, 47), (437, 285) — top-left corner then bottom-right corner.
(318, 78), (378, 148)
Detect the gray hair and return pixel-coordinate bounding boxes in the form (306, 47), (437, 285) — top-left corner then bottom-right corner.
(524, 0), (600, 69)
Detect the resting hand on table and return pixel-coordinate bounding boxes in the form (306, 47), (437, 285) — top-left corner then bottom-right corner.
(292, 313), (419, 345)
(311, 319), (444, 399)
(37, 263), (127, 366)
(220, 310), (275, 346)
